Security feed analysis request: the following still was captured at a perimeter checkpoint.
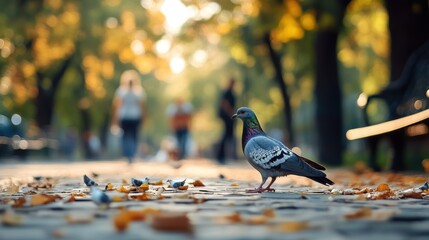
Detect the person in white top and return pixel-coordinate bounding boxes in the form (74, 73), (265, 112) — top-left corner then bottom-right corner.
(112, 70), (146, 163)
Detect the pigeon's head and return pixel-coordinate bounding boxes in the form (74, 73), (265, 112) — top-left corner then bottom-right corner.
(166, 179), (172, 184)
(232, 107), (256, 120)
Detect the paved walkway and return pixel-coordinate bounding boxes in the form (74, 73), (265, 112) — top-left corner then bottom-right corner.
(0, 159), (429, 239)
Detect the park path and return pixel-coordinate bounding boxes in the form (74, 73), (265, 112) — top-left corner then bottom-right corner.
(0, 159), (429, 239)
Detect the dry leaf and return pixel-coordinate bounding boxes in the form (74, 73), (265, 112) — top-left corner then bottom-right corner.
(65, 213), (94, 224)
(272, 221), (309, 233)
(118, 186), (130, 193)
(150, 180), (163, 186)
(131, 193), (149, 201)
(113, 211), (131, 232)
(178, 185), (188, 191)
(30, 194), (62, 206)
(376, 183), (390, 192)
(65, 196), (76, 203)
(1, 212), (22, 226)
(192, 180), (205, 187)
(105, 183), (114, 191)
(263, 208), (276, 218)
(246, 215), (269, 225)
(12, 196), (26, 208)
(344, 207), (372, 220)
(230, 182), (239, 187)
(111, 195), (126, 202)
(121, 179), (128, 184)
(138, 184), (149, 192)
(192, 198), (207, 204)
(225, 212), (242, 223)
(151, 213), (193, 233)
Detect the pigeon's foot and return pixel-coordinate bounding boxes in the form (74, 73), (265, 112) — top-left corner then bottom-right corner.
(263, 188), (275, 192)
(245, 188), (264, 193)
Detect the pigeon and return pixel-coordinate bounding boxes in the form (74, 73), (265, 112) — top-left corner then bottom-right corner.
(419, 182), (428, 191)
(83, 174), (98, 187)
(167, 179), (187, 189)
(90, 186), (111, 207)
(232, 107), (334, 193)
(131, 177), (150, 186)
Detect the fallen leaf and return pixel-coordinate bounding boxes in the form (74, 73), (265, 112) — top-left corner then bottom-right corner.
(121, 179), (128, 184)
(344, 207), (372, 220)
(225, 212), (242, 223)
(30, 194), (62, 206)
(192, 180), (205, 187)
(178, 185), (188, 191)
(65, 213), (94, 224)
(113, 211), (131, 232)
(118, 186), (130, 193)
(151, 213), (193, 233)
(138, 184), (149, 192)
(130, 193), (149, 201)
(111, 195), (126, 202)
(272, 221), (309, 233)
(65, 196), (76, 203)
(150, 180), (163, 186)
(12, 196), (26, 208)
(105, 183), (114, 191)
(246, 215), (269, 225)
(192, 198), (207, 204)
(230, 183), (239, 187)
(376, 183), (390, 192)
(1, 212), (22, 226)
(263, 208), (276, 218)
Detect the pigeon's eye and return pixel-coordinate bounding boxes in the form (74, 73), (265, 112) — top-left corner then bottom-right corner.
(239, 110), (244, 114)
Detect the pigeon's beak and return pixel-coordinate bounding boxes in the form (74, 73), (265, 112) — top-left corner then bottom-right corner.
(232, 113), (238, 119)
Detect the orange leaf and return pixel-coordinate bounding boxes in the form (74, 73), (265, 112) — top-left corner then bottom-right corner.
(138, 184), (149, 192)
(263, 208), (276, 218)
(273, 221), (309, 233)
(131, 193), (149, 201)
(1, 212), (22, 226)
(344, 207), (372, 220)
(121, 179), (128, 184)
(118, 186), (130, 193)
(30, 194), (61, 206)
(12, 196), (26, 208)
(113, 211), (131, 232)
(225, 212), (242, 223)
(376, 183), (390, 192)
(150, 180), (163, 186)
(192, 180), (205, 187)
(178, 185), (188, 191)
(230, 182), (239, 186)
(151, 213), (193, 233)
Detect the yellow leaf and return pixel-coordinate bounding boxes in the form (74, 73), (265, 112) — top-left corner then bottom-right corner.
(30, 194), (61, 206)
(150, 180), (163, 186)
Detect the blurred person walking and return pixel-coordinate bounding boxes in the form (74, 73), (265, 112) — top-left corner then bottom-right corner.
(166, 98), (193, 160)
(112, 70), (146, 164)
(216, 78), (237, 164)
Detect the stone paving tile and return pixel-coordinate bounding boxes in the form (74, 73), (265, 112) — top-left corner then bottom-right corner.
(0, 160), (429, 239)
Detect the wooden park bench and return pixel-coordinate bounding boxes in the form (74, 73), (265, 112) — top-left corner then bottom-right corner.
(346, 41), (429, 171)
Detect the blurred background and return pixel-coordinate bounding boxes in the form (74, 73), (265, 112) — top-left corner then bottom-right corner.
(0, 0), (428, 170)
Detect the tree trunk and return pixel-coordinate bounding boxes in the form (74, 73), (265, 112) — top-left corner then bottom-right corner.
(386, 0), (429, 82)
(314, 0), (350, 165)
(34, 56), (72, 132)
(264, 32), (294, 146)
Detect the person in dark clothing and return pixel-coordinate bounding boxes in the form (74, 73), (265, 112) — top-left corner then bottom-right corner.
(216, 78), (237, 164)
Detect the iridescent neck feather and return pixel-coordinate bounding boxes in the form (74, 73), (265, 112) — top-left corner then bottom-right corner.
(242, 115), (264, 150)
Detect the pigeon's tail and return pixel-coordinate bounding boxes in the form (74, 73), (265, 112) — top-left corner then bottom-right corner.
(307, 176), (335, 186)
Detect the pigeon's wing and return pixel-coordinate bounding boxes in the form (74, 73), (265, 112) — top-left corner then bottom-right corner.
(299, 156), (326, 171)
(244, 136), (325, 177)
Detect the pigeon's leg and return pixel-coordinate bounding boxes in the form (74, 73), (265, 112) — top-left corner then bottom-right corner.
(262, 177), (277, 192)
(246, 177), (267, 193)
